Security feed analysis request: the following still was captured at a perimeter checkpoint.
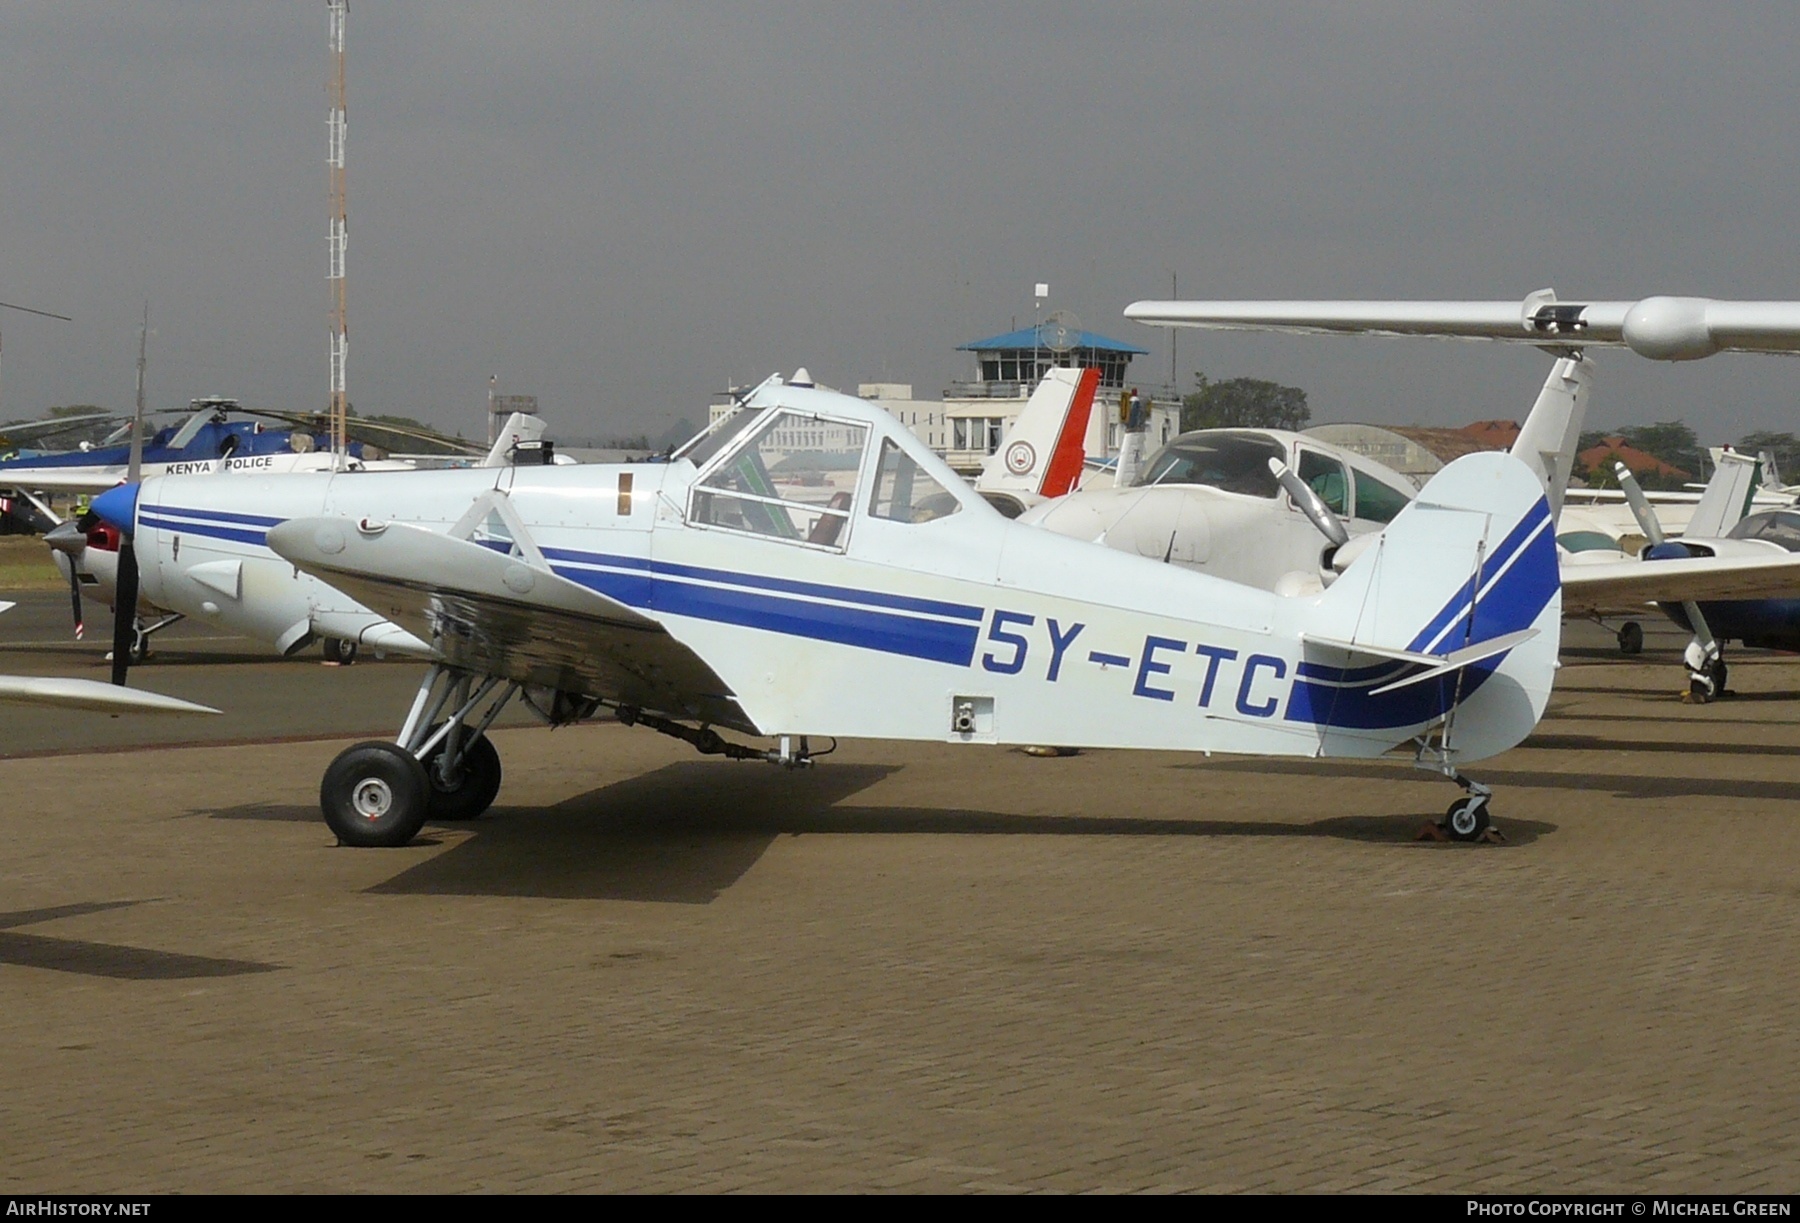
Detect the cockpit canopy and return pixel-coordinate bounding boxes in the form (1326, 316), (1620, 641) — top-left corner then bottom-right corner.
(681, 389), (967, 551)
(1134, 431), (1286, 498)
(1131, 429), (1416, 525)
(1727, 509), (1800, 552)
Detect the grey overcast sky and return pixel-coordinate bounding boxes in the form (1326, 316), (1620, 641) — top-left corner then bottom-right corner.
(4, 3), (1800, 441)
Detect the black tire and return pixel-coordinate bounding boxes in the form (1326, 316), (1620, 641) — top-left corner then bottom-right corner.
(1617, 621), (1644, 655)
(1711, 658), (1729, 696)
(320, 741), (431, 847)
(420, 729), (503, 821)
(323, 637), (359, 665)
(1443, 797), (1491, 843)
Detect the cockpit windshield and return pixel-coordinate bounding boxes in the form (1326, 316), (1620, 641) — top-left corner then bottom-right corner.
(691, 409), (869, 549)
(1133, 431), (1286, 497)
(1727, 509), (1800, 553)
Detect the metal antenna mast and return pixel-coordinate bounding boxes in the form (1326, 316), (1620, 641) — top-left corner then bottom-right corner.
(327, 1), (349, 462)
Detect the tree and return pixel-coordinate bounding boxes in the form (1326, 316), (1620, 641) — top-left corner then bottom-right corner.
(1618, 420), (1701, 477)
(41, 404), (107, 419)
(1737, 430), (1800, 484)
(1181, 374), (1309, 433)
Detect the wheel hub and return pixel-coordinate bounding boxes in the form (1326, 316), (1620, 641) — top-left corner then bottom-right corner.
(351, 777), (394, 820)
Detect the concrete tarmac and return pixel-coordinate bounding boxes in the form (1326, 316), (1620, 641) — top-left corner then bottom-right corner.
(2, 595), (1798, 1191)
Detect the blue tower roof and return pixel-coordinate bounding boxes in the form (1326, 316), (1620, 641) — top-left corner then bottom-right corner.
(957, 324), (1147, 355)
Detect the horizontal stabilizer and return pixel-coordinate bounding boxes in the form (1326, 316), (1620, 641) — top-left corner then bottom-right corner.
(1298, 628), (1540, 696)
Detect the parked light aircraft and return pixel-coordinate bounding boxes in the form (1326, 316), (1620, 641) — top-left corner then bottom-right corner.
(1118, 291), (1800, 694)
(37, 413), (552, 664)
(90, 375), (1563, 847)
(1595, 449), (1800, 700)
(1014, 358), (1800, 629)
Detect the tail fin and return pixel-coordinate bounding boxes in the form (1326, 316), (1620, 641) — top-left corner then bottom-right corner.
(1295, 451), (1561, 762)
(1509, 354), (1593, 519)
(482, 413), (549, 467)
(1685, 447), (1761, 538)
(975, 367), (1100, 503)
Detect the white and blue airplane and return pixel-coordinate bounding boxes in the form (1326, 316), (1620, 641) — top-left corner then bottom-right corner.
(88, 376), (1561, 848)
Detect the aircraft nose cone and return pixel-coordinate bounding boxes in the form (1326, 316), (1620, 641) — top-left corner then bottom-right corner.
(43, 520), (87, 555)
(90, 482), (140, 534)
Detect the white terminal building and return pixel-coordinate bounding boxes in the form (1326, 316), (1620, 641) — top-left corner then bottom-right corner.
(712, 323), (1180, 477)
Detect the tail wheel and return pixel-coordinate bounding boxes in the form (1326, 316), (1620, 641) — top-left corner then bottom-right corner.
(1443, 797), (1491, 843)
(321, 741), (431, 847)
(421, 729), (503, 821)
(1617, 621), (1644, 655)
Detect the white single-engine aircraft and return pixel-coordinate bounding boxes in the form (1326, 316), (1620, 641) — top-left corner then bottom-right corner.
(39, 412), (554, 664)
(89, 376), (1562, 847)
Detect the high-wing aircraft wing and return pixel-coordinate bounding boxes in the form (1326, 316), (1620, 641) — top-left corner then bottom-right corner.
(0, 602), (217, 714)
(1559, 550), (1800, 617)
(265, 512), (751, 732)
(0, 676), (218, 715)
(1124, 293), (1800, 361)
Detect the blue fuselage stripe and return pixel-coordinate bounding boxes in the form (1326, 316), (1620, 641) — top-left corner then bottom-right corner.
(140, 514), (268, 547)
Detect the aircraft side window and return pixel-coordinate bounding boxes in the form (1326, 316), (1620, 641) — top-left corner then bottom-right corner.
(692, 410), (868, 548)
(1297, 449), (1349, 515)
(868, 439), (963, 524)
(1352, 471), (1412, 523)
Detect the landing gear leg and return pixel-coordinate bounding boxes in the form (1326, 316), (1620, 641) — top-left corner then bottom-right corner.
(1683, 638), (1728, 704)
(1438, 775), (1498, 843)
(107, 613), (183, 665)
(318, 663), (517, 845)
(1414, 739), (1505, 844)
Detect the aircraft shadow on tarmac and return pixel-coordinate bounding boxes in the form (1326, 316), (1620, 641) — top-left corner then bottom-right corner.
(1525, 732), (1800, 757)
(0, 901), (279, 980)
(1196, 755), (1795, 805)
(284, 759), (1545, 906)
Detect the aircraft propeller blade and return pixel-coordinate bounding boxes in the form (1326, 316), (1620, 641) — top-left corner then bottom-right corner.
(1269, 457), (1350, 549)
(65, 548), (84, 641)
(43, 520), (88, 640)
(110, 535), (138, 686)
(1615, 461), (1720, 665)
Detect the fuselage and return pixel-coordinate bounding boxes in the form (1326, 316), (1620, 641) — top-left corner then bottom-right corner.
(122, 385), (1557, 763)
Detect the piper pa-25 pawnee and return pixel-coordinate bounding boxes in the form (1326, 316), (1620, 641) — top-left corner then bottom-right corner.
(89, 375), (1561, 847)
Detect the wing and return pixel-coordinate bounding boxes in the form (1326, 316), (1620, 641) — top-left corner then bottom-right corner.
(1561, 550), (1800, 616)
(0, 469), (125, 493)
(0, 677), (218, 715)
(266, 516), (754, 732)
(1124, 294), (1800, 361)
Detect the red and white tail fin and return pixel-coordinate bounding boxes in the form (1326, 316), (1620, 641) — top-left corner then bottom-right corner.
(974, 367), (1099, 506)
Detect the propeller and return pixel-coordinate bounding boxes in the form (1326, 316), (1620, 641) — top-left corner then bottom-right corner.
(43, 519), (88, 640)
(1268, 456), (1350, 549)
(110, 304), (150, 686)
(1614, 461), (1723, 695)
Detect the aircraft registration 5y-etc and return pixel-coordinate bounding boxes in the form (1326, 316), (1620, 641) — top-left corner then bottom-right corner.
(89, 376), (1561, 847)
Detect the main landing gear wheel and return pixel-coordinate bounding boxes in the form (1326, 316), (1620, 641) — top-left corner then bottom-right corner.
(1617, 621), (1644, 655)
(322, 637), (359, 665)
(421, 729), (502, 821)
(1442, 796), (1492, 843)
(321, 741), (431, 847)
